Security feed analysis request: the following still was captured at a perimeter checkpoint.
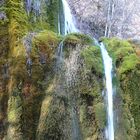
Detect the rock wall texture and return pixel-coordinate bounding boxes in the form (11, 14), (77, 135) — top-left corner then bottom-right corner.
(0, 0), (140, 140)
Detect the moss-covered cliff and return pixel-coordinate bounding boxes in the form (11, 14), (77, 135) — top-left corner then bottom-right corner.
(0, 0), (106, 139)
(1, 0), (140, 140)
(102, 38), (140, 140)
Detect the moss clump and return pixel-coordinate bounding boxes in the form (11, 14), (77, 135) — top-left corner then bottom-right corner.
(81, 46), (103, 76)
(64, 33), (94, 46)
(119, 54), (139, 75)
(33, 30), (60, 48)
(7, 89), (23, 140)
(103, 38), (134, 63)
(46, 0), (59, 32)
(103, 38), (140, 78)
(72, 33), (94, 45)
(32, 30), (61, 67)
(94, 102), (106, 129)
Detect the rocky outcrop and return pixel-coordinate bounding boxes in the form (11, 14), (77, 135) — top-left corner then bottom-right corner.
(35, 34), (105, 140)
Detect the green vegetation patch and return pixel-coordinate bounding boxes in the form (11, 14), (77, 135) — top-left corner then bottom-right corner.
(102, 37), (140, 78)
(64, 33), (94, 46)
(81, 46), (103, 76)
(94, 102), (106, 129)
(32, 30), (61, 65)
(102, 37), (140, 139)
(46, 0), (59, 32)
(33, 30), (60, 47)
(119, 54), (139, 75)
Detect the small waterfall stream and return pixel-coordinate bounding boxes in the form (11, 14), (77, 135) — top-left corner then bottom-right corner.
(59, 1), (115, 140)
(99, 43), (114, 140)
(61, 0), (78, 34)
(56, 0), (82, 139)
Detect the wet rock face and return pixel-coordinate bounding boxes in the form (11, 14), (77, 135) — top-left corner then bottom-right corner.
(35, 34), (104, 140)
(0, 0), (104, 139)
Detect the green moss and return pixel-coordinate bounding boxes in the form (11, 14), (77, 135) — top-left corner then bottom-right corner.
(46, 0), (59, 32)
(32, 30), (61, 68)
(119, 54), (139, 75)
(103, 38), (134, 62)
(33, 30), (60, 47)
(72, 33), (94, 45)
(81, 46), (103, 76)
(64, 33), (94, 46)
(103, 38), (140, 77)
(94, 102), (106, 129)
(8, 96), (22, 123)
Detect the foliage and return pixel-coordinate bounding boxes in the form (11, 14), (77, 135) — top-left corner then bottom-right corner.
(103, 38), (140, 78)
(103, 37), (140, 139)
(119, 54), (139, 75)
(94, 102), (106, 129)
(81, 46), (103, 76)
(46, 0), (59, 32)
(32, 30), (61, 68)
(64, 33), (94, 46)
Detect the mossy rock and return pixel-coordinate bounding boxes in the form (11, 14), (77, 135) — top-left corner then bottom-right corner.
(102, 38), (140, 77)
(64, 33), (93, 46)
(94, 102), (106, 129)
(81, 45), (103, 76)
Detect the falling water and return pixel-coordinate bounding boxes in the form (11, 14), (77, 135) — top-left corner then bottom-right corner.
(99, 42), (114, 140)
(56, 0), (82, 139)
(33, 0), (41, 16)
(26, 0), (32, 14)
(61, 0), (78, 35)
(57, 0), (78, 57)
(57, 0), (78, 64)
(56, 41), (64, 72)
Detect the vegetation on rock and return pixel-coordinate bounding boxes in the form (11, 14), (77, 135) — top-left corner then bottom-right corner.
(103, 37), (140, 140)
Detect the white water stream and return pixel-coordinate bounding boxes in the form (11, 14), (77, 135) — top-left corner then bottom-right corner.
(61, 0), (78, 34)
(99, 43), (114, 140)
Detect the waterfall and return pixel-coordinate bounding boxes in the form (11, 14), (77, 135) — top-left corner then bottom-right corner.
(55, 1), (82, 139)
(64, 46), (82, 140)
(57, 0), (79, 65)
(57, 0), (78, 58)
(33, 0), (41, 17)
(26, 0), (32, 15)
(61, 0), (78, 35)
(99, 43), (114, 140)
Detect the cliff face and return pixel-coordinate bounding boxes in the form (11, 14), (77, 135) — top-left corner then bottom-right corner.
(103, 38), (140, 140)
(0, 0), (140, 140)
(0, 1), (105, 139)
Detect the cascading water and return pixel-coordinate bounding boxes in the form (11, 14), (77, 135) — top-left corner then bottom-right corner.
(57, 0), (78, 57)
(56, 0), (82, 139)
(99, 42), (114, 140)
(26, 0), (32, 14)
(33, 0), (41, 16)
(61, 0), (78, 35)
